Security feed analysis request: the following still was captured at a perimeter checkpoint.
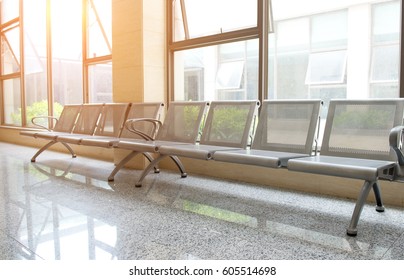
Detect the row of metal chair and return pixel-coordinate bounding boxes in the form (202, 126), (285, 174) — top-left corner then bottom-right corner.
(21, 99), (404, 236)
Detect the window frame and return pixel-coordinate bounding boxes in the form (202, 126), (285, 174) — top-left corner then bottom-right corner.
(0, 0), (112, 128)
(167, 0), (274, 103)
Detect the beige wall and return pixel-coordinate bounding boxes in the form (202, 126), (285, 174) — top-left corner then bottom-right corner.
(112, 0), (165, 103)
(1, 0), (404, 208)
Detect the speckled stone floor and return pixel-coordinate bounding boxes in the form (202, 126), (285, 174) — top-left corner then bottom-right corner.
(1, 142), (404, 260)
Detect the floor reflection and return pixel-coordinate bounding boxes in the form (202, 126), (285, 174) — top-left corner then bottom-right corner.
(3, 162), (117, 260)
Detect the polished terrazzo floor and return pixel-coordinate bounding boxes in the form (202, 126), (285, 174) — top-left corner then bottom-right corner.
(1, 142), (404, 260)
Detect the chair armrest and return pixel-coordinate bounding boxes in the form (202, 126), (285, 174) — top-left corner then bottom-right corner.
(125, 118), (162, 141)
(31, 116), (59, 131)
(389, 125), (404, 165)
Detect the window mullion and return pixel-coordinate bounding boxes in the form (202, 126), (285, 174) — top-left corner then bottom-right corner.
(179, 0), (190, 40)
(19, 0), (25, 126)
(170, 27), (259, 51)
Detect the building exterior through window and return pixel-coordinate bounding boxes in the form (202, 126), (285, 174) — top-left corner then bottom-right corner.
(171, 0), (401, 119)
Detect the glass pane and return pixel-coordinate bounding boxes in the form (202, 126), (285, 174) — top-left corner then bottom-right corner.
(88, 0), (112, 58)
(276, 18), (309, 53)
(268, 0), (401, 125)
(174, 39), (258, 101)
(276, 52), (309, 99)
(88, 63), (113, 103)
(3, 78), (21, 126)
(1, 26), (20, 75)
(373, 1), (400, 43)
(311, 11), (347, 50)
(371, 45), (399, 82)
(305, 50), (347, 85)
(51, 0), (83, 105)
(216, 61), (244, 89)
(370, 83), (399, 98)
(175, 0), (257, 40)
(173, 0), (185, 41)
(24, 0), (49, 127)
(0, 0), (19, 24)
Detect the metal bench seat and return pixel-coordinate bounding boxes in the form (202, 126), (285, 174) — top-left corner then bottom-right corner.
(21, 104), (103, 162)
(56, 103), (164, 147)
(109, 101), (210, 182)
(133, 100), (260, 187)
(212, 100), (322, 168)
(287, 99), (404, 236)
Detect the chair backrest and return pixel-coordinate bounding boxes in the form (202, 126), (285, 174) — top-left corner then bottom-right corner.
(93, 103), (131, 137)
(199, 100), (260, 148)
(252, 99), (322, 155)
(321, 99), (404, 161)
(156, 101), (209, 143)
(71, 103), (104, 135)
(53, 104), (82, 133)
(119, 102), (164, 139)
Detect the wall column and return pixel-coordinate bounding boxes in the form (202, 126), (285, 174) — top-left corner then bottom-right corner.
(112, 0), (166, 168)
(112, 0), (165, 103)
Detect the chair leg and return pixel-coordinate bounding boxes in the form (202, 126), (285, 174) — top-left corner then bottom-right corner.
(135, 155), (167, 187)
(31, 141), (76, 162)
(372, 181), (385, 212)
(346, 180), (373, 236)
(108, 150), (140, 181)
(142, 152), (160, 173)
(31, 141), (57, 162)
(169, 156), (187, 178)
(60, 142), (76, 158)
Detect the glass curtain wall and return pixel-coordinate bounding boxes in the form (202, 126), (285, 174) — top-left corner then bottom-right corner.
(170, 0), (401, 112)
(0, 0), (112, 128)
(0, 0), (21, 125)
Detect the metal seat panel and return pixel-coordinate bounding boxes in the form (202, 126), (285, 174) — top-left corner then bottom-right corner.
(213, 149), (310, 168)
(159, 144), (244, 160)
(288, 155), (396, 181)
(79, 136), (120, 148)
(56, 134), (86, 145)
(20, 130), (41, 138)
(33, 131), (71, 140)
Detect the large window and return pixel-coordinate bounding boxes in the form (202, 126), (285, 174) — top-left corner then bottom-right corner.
(170, 0), (272, 102)
(170, 0), (402, 113)
(0, 0), (112, 127)
(269, 9), (348, 116)
(173, 0), (258, 41)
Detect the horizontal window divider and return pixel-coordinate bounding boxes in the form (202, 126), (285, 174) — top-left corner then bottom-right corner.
(370, 79), (400, 84)
(0, 72), (21, 80)
(169, 27), (260, 51)
(84, 55), (112, 65)
(0, 18), (19, 30)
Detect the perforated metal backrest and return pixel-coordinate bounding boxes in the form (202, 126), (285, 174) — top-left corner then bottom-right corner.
(119, 102), (164, 139)
(72, 104), (104, 135)
(200, 100), (260, 148)
(94, 103), (131, 137)
(321, 99), (404, 161)
(53, 104), (82, 132)
(156, 101), (209, 143)
(252, 99), (322, 155)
